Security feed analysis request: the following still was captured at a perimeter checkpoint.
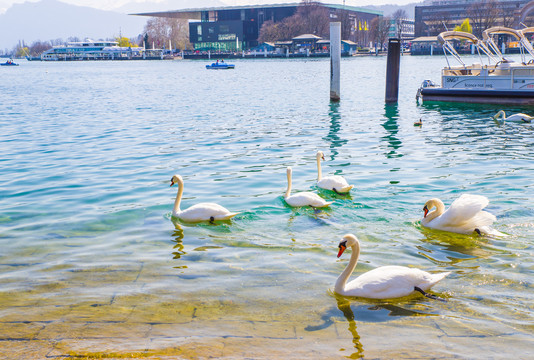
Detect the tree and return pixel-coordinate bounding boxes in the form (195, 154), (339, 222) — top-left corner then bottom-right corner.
(28, 40), (52, 56)
(369, 16), (390, 52)
(468, 0), (499, 38)
(258, 1), (329, 42)
(143, 17), (191, 50)
(454, 18), (472, 33)
(392, 9), (408, 39)
(429, 11), (450, 35)
(116, 36), (137, 48)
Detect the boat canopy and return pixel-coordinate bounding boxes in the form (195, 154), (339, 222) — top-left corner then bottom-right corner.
(437, 31), (498, 67)
(482, 26), (534, 62)
(437, 31), (480, 45)
(482, 27), (522, 41)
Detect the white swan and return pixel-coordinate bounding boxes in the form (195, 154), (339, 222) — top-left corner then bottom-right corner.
(284, 167), (332, 208)
(421, 194), (505, 236)
(316, 151), (353, 194)
(492, 110), (533, 125)
(335, 234), (450, 300)
(170, 174), (238, 222)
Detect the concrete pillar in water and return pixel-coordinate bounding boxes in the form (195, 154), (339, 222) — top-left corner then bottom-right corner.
(385, 38), (401, 104)
(430, 44), (433, 56)
(330, 22), (341, 102)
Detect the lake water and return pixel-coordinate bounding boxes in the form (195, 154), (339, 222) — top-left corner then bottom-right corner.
(1, 56), (533, 359)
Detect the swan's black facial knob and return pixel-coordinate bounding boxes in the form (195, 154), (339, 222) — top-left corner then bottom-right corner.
(337, 240), (347, 258)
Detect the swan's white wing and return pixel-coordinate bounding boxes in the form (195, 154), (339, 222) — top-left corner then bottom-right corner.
(344, 266), (436, 299)
(508, 113), (533, 123)
(285, 192), (331, 207)
(439, 194), (489, 227)
(318, 175), (349, 188)
(180, 202), (235, 221)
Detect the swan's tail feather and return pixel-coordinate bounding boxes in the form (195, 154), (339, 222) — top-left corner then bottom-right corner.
(477, 226), (508, 237)
(215, 212), (239, 220)
(428, 271), (451, 287)
(339, 185), (354, 193)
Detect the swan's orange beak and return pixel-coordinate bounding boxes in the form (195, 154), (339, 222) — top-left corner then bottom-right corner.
(321, 155), (325, 161)
(423, 205), (429, 218)
(337, 244), (346, 258)
(170, 179), (175, 187)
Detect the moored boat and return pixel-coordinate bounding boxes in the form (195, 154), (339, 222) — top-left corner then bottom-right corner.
(417, 29), (534, 105)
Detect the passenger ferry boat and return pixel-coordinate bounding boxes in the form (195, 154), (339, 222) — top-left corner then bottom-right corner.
(417, 28), (534, 105)
(40, 40), (162, 61)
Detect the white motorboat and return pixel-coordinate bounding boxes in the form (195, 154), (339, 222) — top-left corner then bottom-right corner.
(417, 29), (534, 105)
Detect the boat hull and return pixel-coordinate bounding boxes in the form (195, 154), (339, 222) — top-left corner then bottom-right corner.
(421, 88), (534, 105)
(206, 64), (235, 69)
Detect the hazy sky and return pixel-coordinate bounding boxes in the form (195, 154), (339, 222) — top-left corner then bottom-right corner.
(0, 0), (421, 14)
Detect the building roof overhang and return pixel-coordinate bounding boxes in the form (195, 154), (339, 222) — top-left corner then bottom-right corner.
(131, 2), (382, 19)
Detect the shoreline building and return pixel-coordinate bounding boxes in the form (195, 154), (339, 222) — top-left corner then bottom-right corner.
(415, 0), (534, 38)
(133, 2), (381, 51)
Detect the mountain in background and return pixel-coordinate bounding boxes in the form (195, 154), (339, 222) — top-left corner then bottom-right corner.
(116, 0), (224, 14)
(0, 0), (146, 50)
(363, 2), (420, 18)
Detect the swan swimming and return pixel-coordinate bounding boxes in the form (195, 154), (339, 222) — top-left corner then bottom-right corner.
(284, 167), (332, 208)
(421, 194), (505, 236)
(492, 110), (534, 126)
(316, 151), (353, 194)
(335, 234), (450, 300)
(170, 174), (238, 223)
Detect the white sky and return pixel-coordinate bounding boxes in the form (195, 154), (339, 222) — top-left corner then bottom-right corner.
(0, 0), (421, 14)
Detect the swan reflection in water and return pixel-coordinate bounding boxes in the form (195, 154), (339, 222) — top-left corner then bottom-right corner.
(305, 294), (437, 359)
(170, 220), (186, 261)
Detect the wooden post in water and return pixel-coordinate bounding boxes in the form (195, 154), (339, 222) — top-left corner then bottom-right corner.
(385, 38), (401, 104)
(330, 22), (341, 102)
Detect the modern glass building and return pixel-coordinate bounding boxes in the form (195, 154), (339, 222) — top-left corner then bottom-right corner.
(414, 0), (534, 37)
(134, 2), (382, 51)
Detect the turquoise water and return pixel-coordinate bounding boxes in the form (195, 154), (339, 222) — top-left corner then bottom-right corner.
(1, 56), (533, 359)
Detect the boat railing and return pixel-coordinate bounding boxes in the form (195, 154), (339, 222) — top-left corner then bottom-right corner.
(441, 63), (488, 76)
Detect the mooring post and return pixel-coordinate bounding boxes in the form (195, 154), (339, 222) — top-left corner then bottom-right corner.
(330, 21), (341, 102)
(385, 38), (401, 104)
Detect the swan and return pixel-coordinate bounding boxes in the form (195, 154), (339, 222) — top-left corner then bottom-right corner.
(170, 174), (238, 222)
(421, 194), (505, 236)
(492, 110), (534, 125)
(335, 234), (450, 300)
(316, 151), (354, 194)
(284, 167), (332, 208)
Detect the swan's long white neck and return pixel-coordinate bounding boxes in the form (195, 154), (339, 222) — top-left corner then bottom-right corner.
(495, 110), (505, 120)
(335, 241), (360, 294)
(285, 168), (292, 199)
(422, 199), (445, 225)
(172, 178), (184, 216)
(316, 154), (323, 181)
